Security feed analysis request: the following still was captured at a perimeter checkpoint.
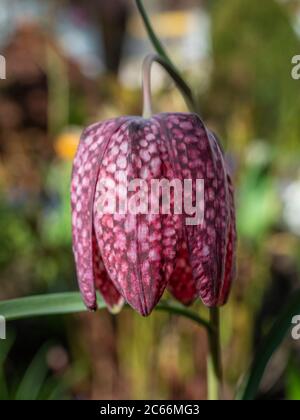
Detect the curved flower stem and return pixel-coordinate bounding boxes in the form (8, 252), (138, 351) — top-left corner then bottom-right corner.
(208, 307), (223, 400)
(142, 54), (197, 117)
(136, 0), (174, 68)
(156, 301), (211, 332)
(0, 292), (210, 331)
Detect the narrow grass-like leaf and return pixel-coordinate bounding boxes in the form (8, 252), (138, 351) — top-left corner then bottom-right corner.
(239, 290), (300, 400)
(0, 292), (210, 331)
(0, 333), (15, 400)
(14, 344), (49, 400)
(0, 292), (91, 321)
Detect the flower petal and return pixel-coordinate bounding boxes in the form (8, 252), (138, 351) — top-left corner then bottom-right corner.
(168, 240), (197, 305)
(160, 113), (234, 307)
(71, 118), (127, 310)
(93, 118), (182, 316)
(92, 231), (124, 313)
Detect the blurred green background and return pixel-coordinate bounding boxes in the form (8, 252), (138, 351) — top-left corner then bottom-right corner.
(0, 0), (300, 400)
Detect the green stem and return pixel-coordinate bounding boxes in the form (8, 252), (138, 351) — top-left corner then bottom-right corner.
(208, 307), (223, 400)
(0, 292), (210, 331)
(142, 53), (196, 116)
(155, 301), (211, 332)
(135, 0), (174, 67)
(136, 0), (197, 113)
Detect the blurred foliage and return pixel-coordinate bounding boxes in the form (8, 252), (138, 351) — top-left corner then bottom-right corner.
(286, 359), (300, 400)
(237, 145), (280, 243)
(206, 0), (300, 157)
(0, 335), (69, 400)
(41, 161), (72, 248)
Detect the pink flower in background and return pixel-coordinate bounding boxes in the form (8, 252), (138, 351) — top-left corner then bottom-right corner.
(71, 113), (236, 316)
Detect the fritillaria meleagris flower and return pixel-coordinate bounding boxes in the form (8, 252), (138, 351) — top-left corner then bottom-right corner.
(71, 113), (236, 316)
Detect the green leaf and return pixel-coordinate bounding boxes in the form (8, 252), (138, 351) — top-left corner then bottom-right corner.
(0, 333), (15, 400)
(0, 292), (91, 321)
(239, 290), (300, 400)
(0, 292), (210, 331)
(14, 344), (49, 400)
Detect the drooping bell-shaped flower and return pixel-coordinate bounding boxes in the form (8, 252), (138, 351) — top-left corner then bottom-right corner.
(71, 112), (237, 316)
